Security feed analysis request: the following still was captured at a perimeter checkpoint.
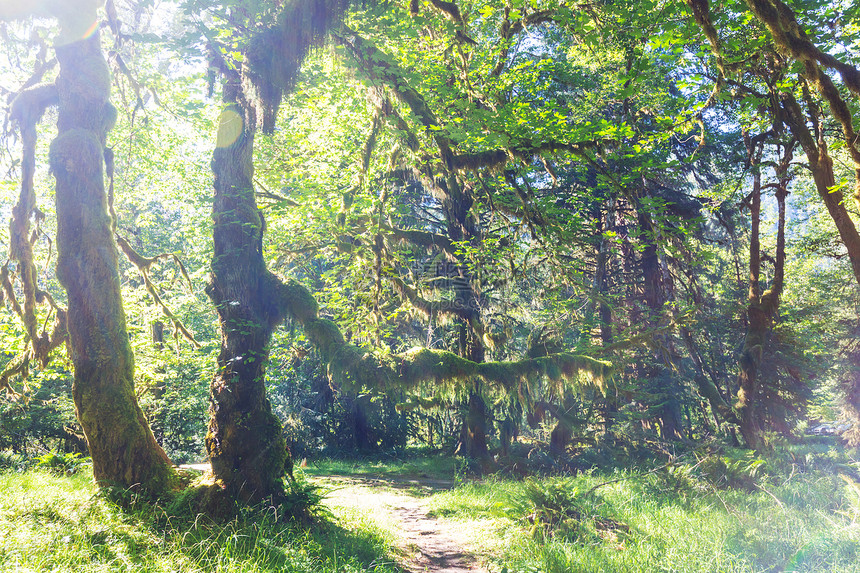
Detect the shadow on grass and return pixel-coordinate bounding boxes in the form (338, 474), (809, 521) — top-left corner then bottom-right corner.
(161, 507), (405, 572)
(1, 472), (403, 573)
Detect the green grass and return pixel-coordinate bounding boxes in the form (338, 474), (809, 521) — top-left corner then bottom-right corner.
(301, 449), (461, 481)
(426, 447), (860, 573)
(0, 468), (400, 572)
(4, 445), (858, 573)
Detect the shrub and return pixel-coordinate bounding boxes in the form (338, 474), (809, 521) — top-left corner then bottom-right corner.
(697, 452), (767, 491)
(505, 478), (628, 543)
(34, 451), (90, 476)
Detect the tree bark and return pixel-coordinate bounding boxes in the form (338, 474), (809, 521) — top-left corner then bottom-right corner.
(51, 31), (174, 495)
(549, 394), (577, 456)
(734, 137), (789, 450)
(205, 89), (288, 504)
(454, 388), (490, 460)
(637, 199), (684, 440)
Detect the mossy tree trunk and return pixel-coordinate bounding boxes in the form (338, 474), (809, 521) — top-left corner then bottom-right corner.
(205, 84), (288, 504)
(455, 384), (490, 460)
(444, 183), (490, 462)
(734, 136), (790, 450)
(51, 29), (173, 495)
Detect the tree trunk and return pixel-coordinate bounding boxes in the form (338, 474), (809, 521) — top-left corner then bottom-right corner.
(205, 90), (288, 504)
(637, 202), (684, 440)
(51, 31), (174, 495)
(151, 320), (164, 349)
(454, 389), (489, 460)
(734, 137), (789, 450)
(549, 394), (576, 457)
(351, 394), (376, 451)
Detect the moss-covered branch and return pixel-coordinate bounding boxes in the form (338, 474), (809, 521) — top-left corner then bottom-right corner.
(490, 8), (556, 76)
(266, 273), (610, 394)
(381, 223), (458, 259)
(336, 29), (454, 167)
(0, 80), (67, 391)
(744, 0), (860, 98)
(0, 353), (30, 397)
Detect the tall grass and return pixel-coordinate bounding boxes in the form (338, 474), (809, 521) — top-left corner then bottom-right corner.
(427, 446), (860, 573)
(0, 468), (399, 572)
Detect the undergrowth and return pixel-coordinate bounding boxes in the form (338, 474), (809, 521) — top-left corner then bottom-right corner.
(4, 443), (859, 572)
(427, 444), (860, 572)
(0, 467), (399, 573)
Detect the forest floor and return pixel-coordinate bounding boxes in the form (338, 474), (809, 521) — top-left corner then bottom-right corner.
(315, 474), (488, 573)
(2, 443), (859, 572)
(182, 457), (491, 572)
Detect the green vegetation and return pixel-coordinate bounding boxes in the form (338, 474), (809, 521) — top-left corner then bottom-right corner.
(0, 465), (398, 573)
(424, 444), (860, 572)
(1, 445), (858, 571)
(1, 0), (860, 569)
(302, 449), (460, 481)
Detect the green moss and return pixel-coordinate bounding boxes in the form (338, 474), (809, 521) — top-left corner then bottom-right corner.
(272, 276), (610, 400)
(243, 0), (351, 132)
(49, 129), (102, 177)
(273, 275), (320, 323)
(327, 343), (393, 390)
(304, 318), (346, 360)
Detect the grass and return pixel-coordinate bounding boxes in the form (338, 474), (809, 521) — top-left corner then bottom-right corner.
(0, 467), (400, 573)
(425, 444), (860, 573)
(3, 444), (858, 572)
(301, 448), (461, 482)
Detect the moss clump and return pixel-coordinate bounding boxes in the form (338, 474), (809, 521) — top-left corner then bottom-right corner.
(396, 348), (610, 395)
(339, 344), (397, 390)
(270, 275), (320, 324)
(398, 348), (477, 386)
(304, 318), (346, 359)
(49, 129), (103, 178)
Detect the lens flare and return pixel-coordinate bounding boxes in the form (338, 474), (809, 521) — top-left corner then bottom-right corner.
(216, 109), (243, 148)
(82, 19), (99, 40)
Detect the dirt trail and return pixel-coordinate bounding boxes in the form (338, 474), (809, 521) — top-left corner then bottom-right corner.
(177, 465), (487, 572)
(317, 475), (488, 573)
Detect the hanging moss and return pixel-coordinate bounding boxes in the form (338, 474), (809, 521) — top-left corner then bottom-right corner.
(243, 0), (351, 132)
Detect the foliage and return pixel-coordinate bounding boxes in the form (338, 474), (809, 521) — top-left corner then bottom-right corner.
(0, 0), (859, 523)
(427, 444), (860, 572)
(282, 475), (332, 522)
(503, 478), (629, 544)
(0, 467), (400, 572)
(33, 451), (89, 476)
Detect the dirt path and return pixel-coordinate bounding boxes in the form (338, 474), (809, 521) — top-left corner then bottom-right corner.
(177, 465), (487, 572)
(316, 475), (488, 573)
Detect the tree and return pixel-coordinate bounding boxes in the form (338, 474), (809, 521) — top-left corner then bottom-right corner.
(2, 0), (175, 494)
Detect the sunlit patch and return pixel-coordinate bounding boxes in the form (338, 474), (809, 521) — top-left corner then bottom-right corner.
(216, 108), (243, 148)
